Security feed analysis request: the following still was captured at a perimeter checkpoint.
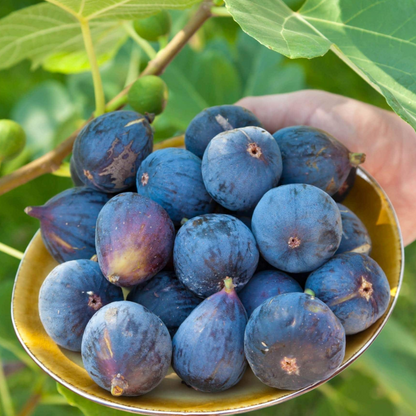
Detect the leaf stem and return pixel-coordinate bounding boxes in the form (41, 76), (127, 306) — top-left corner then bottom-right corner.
(0, 1), (212, 196)
(0, 356), (15, 416)
(211, 7), (230, 17)
(123, 23), (157, 60)
(0, 243), (23, 260)
(80, 18), (105, 116)
(0, 338), (38, 371)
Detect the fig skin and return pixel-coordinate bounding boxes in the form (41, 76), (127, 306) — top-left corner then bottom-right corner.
(273, 126), (364, 195)
(25, 187), (110, 263)
(336, 203), (372, 255)
(305, 253), (390, 335)
(174, 214), (259, 298)
(245, 292), (346, 390)
(202, 126), (282, 211)
(70, 156), (83, 187)
(39, 260), (123, 351)
(333, 167), (357, 203)
(136, 148), (215, 226)
(96, 192), (175, 288)
(172, 278), (247, 393)
(81, 301), (172, 397)
(252, 184), (342, 273)
(127, 270), (202, 337)
(185, 105), (262, 158)
(239, 270), (302, 317)
(72, 111), (153, 194)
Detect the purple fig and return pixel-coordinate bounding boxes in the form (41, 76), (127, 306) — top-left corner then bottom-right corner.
(25, 187), (110, 263)
(95, 192), (175, 287)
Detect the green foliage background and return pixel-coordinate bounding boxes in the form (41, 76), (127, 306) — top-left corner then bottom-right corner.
(0, 1), (415, 415)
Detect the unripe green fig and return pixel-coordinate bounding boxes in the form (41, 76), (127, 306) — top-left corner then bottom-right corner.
(0, 120), (26, 163)
(133, 11), (171, 42)
(128, 76), (168, 116)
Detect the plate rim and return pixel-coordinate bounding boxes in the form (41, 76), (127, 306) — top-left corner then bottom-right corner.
(11, 167), (405, 416)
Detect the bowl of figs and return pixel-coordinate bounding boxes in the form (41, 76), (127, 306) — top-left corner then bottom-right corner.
(12, 105), (403, 415)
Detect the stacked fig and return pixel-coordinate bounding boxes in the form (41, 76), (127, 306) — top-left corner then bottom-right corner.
(27, 105), (391, 397)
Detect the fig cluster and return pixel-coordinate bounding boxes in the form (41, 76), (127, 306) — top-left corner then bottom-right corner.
(28, 105), (391, 397)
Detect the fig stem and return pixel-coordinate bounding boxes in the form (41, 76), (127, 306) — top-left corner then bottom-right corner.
(304, 289), (315, 298)
(111, 375), (128, 397)
(349, 152), (366, 166)
(224, 277), (235, 293)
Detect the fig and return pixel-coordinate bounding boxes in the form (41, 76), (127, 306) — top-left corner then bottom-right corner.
(133, 10), (171, 42)
(305, 253), (390, 335)
(336, 203), (372, 255)
(273, 126), (365, 195)
(95, 193), (175, 287)
(70, 156), (83, 187)
(39, 260), (123, 351)
(172, 278), (247, 392)
(82, 301), (172, 396)
(185, 105), (262, 158)
(245, 292), (346, 390)
(174, 214), (259, 298)
(128, 76), (168, 116)
(0, 119), (26, 163)
(239, 270), (302, 317)
(202, 127), (282, 211)
(127, 270), (201, 337)
(136, 148), (215, 225)
(72, 111), (153, 194)
(333, 167), (357, 203)
(25, 187), (110, 263)
(252, 184), (342, 273)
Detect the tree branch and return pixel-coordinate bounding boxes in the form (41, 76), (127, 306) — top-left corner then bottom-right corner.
(0, 2), (212, 197)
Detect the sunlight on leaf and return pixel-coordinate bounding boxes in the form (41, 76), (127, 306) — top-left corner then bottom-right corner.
(224, 0), (416, 129)
(46, 0), (202, 20)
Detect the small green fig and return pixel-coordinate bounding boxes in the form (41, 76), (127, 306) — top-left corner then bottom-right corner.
(133, 11), (171, 42)
(128, 76), (168, 116)
(0, 120), (26, 163)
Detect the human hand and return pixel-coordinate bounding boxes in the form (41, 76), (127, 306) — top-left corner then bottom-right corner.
(237, 90), (416, 246)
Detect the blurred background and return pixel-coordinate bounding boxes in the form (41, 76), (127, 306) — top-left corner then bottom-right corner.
(0, 0), (415, 415)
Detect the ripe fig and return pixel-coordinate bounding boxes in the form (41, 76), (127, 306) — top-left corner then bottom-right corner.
(336, 203), (372, 255)
(39, 259), (123, 351)
(127, 270), (201, 337)
(273, 126), (365, 195)
(136, 148), (215, 225)
(305, 253), (390, 335)
(72, 111), (153, 193)
(333, 167), (357, 203)
(252, 184), (342, 273)
(96, 193), (175, 287)
(174, 214), (259, 298)
(82, 301), (172, 396)
(25, 187), (110, 263)
(172, 278), (247, 392)
(239, 270), (302, 317)
(245, 292), (346, 390)
(185, 105), (262, 158)
(70, 156), (83, 186)
(202, 127), (282, 211)
(128, 76), (168, 116)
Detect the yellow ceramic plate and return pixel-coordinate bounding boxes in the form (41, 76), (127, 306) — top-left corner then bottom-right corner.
(12, 168), (403, 415)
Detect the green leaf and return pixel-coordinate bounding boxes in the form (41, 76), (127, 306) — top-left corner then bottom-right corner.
(57, 384), (123, 416)
(0, 4), (126, 73)
(46, 0), (202, 20)
(11, 81), (76, 157)
(224, 0), (416, 129)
